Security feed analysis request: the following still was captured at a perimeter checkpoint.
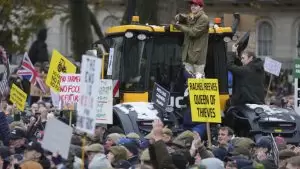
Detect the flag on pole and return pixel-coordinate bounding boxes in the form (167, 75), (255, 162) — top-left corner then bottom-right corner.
(17, 53), (47, 93)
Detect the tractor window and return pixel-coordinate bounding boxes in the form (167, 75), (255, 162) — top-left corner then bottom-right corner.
(149, 35), (183, 91)
(120, 35), (151, 91)
(105, 37), (124, 80)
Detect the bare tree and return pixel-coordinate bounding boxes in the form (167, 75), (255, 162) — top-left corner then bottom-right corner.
(69, 0), (93, 61)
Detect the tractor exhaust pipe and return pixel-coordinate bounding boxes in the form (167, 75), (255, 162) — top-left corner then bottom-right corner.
(231, 13), (240, 34)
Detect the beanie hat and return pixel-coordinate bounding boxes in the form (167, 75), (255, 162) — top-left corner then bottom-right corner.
(126, 133), (140, 139)
(255, 136), (272, 152)
(172, 130), (194, 148)
(201, 158), (224, 169)
(107, 133), (124, 144)
(118, 138), (139, 156)
(109, 146), (128, 162)
(275, 136), (287, 151)
(192, 124), (206, 138)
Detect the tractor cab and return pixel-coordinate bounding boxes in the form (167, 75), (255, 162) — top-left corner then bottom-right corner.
(99, 16), (233, 111)
(93, 15), (235, 134)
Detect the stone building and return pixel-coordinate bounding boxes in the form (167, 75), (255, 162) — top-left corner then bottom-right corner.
(28, 0), (300, 69)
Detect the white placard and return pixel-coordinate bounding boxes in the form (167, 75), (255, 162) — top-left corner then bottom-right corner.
(96, 79), (113, 124)
(76, 55), (102, 134)
(50, 89), (60, 108)
(264, 57), (282, 76)
(107, 48), (114, 76)
(59, 74), (80, 110)
(41, 118), (73, 159)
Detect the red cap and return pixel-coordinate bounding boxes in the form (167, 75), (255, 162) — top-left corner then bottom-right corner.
(189, 0), (204, 7)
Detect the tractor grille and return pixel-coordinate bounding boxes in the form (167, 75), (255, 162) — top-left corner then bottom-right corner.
(259, 121), (296, 132)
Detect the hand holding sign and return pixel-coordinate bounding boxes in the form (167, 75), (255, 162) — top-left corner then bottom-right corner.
(264, 57), (282, 76)
(188, 79), (221, 123)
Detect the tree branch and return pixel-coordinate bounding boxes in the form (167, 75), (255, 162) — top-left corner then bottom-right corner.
(88, 8), (104, 39)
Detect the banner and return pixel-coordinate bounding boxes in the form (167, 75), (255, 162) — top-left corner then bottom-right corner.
(46, 50), (77, 92)
(9, 84), (27, 111)
(96, 79), (113, 124)
(76, 55), (101, 134)
(59, 74), (80, 110)
(188, 78), (221, 123)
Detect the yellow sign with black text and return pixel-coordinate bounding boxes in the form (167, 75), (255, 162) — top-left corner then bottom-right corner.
(9, 84), (27, 111)
(188, 78), (221, 123)
(46, 50), (77, 92)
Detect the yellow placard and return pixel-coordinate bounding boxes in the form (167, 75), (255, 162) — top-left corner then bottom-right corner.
(9, 84), (27, 111)
(188, 78), (221, 123)
(46, 50), (77, 92)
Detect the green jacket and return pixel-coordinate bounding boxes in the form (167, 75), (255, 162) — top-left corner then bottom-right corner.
(178, 10), (209, 65)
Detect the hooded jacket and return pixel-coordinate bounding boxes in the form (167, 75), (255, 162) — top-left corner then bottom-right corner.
(227, 55), (265, 106)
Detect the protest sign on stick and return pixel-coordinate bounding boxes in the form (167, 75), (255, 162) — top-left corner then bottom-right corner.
(76, 55), (101, 135)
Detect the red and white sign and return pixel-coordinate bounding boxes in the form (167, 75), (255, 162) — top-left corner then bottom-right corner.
(113, 80), (120, 97)
(60, 74), (80, 110)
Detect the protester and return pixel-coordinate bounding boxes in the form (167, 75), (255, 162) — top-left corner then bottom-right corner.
(84, 143), (111, 169)
(174, 0), (209, 78)
(228, 46), (265, 106)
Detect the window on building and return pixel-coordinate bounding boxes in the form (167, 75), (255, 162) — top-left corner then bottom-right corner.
(257, 21), (273, 57)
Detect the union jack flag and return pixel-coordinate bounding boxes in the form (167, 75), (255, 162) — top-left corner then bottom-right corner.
(17, 53), (47, 93)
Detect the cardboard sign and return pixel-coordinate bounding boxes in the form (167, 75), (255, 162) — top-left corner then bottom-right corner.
(294, 59), (300, 78)
(151, 83), (170, 110)
(60, 74), (80, 110)
(264, 57), (282, 76)
(46, 50), (77, 92)
(76, 55), (102, 134)
(30, 73), (51, 97)
(96, 79), (113, 124)
(9, 84), (27, 111)
(42, 118), (73, 159)
(188, 78), (221, 123)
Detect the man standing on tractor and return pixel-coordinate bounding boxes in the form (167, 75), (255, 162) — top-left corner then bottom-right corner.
(228, 45), (265, 106)
(174, 0), (209, 78)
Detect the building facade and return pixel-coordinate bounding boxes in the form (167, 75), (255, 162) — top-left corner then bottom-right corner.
(28, 0), (300, 69)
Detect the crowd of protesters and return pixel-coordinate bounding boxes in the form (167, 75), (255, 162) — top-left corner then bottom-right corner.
(1, 99), (300, 169)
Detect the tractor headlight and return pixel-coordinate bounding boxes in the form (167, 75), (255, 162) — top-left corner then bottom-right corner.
(223, 36), (231, 43)
(137, 34), (147, 41)
(125, 32), (134, 39)
(254, 107), (264, 114)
